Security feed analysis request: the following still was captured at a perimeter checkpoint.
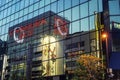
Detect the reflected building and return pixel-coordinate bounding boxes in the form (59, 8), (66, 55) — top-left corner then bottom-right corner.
(7, 11), (69, 80)
(0, 40), (7, 80)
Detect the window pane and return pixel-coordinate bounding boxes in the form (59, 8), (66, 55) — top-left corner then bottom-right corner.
(72, 0), (79, 7)
(81, 18), (89, 31)
(64, 0), (71, 10)
(58, 0), (64, 12)
(89, 0), (98, 15)
(51, 2), (57, 13)
(80, 3), (88, 18)
(72, 6), (79, 21)
(90, 16), (95, 30)
(72, 21), (80, 33)
(109, 0), (120, 15)
(65, 9), (71, 21)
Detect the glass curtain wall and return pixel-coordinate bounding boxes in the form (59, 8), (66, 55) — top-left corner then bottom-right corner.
(0, 0), (103, 80)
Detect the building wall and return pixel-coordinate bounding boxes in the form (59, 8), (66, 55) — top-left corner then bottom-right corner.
(1, 0), (120, 80)
(0, 40), (7, 80)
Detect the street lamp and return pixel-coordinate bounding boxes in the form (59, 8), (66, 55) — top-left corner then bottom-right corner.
(102, 32), (109, 78)
(102, 32), (114, 79)
(102, 33), (108, 39)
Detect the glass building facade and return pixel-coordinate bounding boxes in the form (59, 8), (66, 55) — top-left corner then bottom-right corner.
(0, 0), (120, 80)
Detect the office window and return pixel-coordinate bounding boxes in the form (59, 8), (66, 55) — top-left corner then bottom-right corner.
(64, 0), (71, 10)
(109, 0), (120, 15)
(72, 6), (79, 21)
(71, 21), (80, 33)
(81, 18), (89, 31)
(58, 0), (64, 12)
(65, 9), (72, 21)
(72, 0), (79, 7)
(51, 2), (57, 13)
(89, 0), (98, 15)
(80, 2), (88, 18)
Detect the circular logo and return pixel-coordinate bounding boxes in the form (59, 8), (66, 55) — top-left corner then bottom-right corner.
(13, 27), (25, 43)
(55, 18), (68, 36)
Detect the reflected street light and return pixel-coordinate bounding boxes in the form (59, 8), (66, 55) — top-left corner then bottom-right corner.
(102, 32), (108, 66)
(102, 32), (109, 77)
(102, 32), (114, 78)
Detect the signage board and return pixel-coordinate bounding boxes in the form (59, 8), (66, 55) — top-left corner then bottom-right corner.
(8, 11), (69, 44)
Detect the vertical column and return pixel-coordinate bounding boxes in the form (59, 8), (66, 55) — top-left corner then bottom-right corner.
(102, 0), (112, 76)
(26, 44), (33, 80)
(102, 0), (112, 65)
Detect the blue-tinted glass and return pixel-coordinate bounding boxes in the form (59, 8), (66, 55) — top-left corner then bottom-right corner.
(110, 16), (120, 23)
(3, 18), (6, 25)
(24, 0), (29, 7)
(72, 0), (79, 7)
(30, 0), (34, 5)
(80, 3), (88, 18)
(0, 20), (2, 26)
(34, 0), (39, 3)
(6, 16), (10, 23)
(45, 5), (50, 12)
(65, 9), (71, 21)
(81, 18), (89, 31)
(6, 23), (9, 34)
(33, 10), (38, 17)
(20, 0), (24, 10)
(0, 11), (3, 19)
(19, 17), (23, 23)
(1, 25), (5, 34)
(15, 12), (19, 19)
(109, 0), (120, 15)
(39, 8), (44, 15)
(0, 27), (1, 35)
(51, 0), (57, 3)
(72, 6), (79, 21)
(24, 8), (28, 15)
(10, 14), (14, 21)
(64, 0), (71, 10)
(11, 5), (15, 14)
(51, 2), (57, 13)
(15, 2), (20, 12)
(7, 7), (11, 16)
(19, 10), (23, 17)
(28, 13), (33, 19)
(72, 21), (80, 33)
(90, 16), (95, 30)
(98, 0), (103, 12)
(58, 0), (64, 12)
(14, 19), (18, 25)
(45, 0), (50, 5)
(80, 0), (88, 3)
(23, 15), (28, 21)
(3, 9), (7, 18)
(34, 2), (39, 11)
(10, 21), (14, 26)
(58, 12), (64, 17)
(29, 5), (33, 13)
(89, 0), (98, 15)
(39, 0), (45, 8)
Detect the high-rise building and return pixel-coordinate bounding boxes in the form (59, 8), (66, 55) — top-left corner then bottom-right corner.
(7, 11), (69, 80)
(0, 0), (120, 80)
(0, 40), (7, 80)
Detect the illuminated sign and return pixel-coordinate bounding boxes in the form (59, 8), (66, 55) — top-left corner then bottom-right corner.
(13, 27), (25, 43)
(54, 17), (68, 36)
(42, 36), (57, 76)
(9, 12), (69, 43)
(9, 19), (47, 43)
